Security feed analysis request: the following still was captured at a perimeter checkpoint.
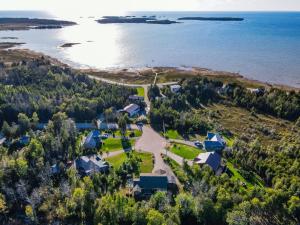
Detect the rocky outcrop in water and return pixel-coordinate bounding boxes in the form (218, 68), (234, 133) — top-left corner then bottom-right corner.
(97, 16), (178, 24)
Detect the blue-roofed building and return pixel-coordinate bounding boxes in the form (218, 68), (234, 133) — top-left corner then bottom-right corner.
(194, 152), (221, 173)
(75, 154), (109, 175)
(204, 132), (226, 152)
(51, 163), (60, 175)
(83, 130), (101, 149)
(19, 135), (30, 146)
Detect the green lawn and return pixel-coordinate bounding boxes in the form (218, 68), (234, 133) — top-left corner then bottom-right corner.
(114, 129), (142, 138)
(106, 153), (127, 169)
(137, 87), (145, 97)
(135, 151), (153, 173)
(106, 151), (154, 173)
(226, 161), (264, 188)
(164, 129), (183, 140)
(102, 138), (135, 152)
(168, 143), (202, 159)
(224, 136), (235, 147)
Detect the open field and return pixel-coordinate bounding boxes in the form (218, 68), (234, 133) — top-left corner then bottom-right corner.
(168, 143), (203, 159)
(203, 103), (298, 148)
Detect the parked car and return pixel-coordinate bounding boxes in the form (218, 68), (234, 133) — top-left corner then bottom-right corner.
(194, 141), (203, 148)
(100, 133), (109, 139)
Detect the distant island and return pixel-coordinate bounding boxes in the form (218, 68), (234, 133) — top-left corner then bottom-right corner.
(0, 18), (76, 31)
(178, 17), (244, 21)
(96, 16), (178, 25)
(60, 43), (80, 48)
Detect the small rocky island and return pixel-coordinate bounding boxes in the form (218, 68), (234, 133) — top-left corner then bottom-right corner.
(96, 16), (178, 24)
(178, 17), (244, 21)
(60, 43), (80, 48)
(0, 18), (77, 31)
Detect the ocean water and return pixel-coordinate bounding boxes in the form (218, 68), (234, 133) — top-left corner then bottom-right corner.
(0, 11), (300, 87)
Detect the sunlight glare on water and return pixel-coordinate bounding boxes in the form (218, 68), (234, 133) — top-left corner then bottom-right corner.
(58, 18), (122, 69)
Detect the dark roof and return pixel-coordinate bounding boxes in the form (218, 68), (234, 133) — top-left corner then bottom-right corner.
(204, 140), (224, 149)
(195, 152), (221, 172)
(136, 173), (168, 190)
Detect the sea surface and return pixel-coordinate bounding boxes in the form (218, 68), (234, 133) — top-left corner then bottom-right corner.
(0, 11), (300, 87)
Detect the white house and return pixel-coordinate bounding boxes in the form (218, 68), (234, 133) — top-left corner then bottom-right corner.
(123, 103), (140, 117)
(170, 84), (181, 93)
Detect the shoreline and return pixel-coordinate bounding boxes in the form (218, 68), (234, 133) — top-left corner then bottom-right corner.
(0, 46), (299, 92)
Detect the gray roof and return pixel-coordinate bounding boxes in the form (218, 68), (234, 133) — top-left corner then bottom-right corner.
(195, 152), (221, 172)
(75, 154), (109, 174)
(124, 103), (140, 115)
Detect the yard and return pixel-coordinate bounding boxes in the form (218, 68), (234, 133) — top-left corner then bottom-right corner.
(114, 129), (142, 138)
(101, 138), (135, 152)
(136, 87), (145, 97)
(106, 151), (154, 173)
(164, 129), (183, 140)
(168, 142), (203, 160)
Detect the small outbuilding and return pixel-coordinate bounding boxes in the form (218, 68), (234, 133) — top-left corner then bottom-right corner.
(170, 84), (181, 93)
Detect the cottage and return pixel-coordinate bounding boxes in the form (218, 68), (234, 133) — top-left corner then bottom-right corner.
(203, 132), (226, 152)
(194, 152), (221, 173)
(170, 84), (181, 93)
(75, 154), (109, 175)
(247, 88), (264, 95)
(133, 173), (170, 198)
(83, 130), (101, 149)
(123, 103), (140, 117)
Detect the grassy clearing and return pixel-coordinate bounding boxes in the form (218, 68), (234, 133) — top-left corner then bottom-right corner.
(106, 151), (154, 173)
(164, 129), (183, 140)
(135, 151), (154, 173)
(136, 87), (145, 97)
(114, 129), (142, 138)
(226, 161), (264, 188)
(224, 136), (235, 147)
(106, 153), (127, 169)
(204, 104), (296, 148)
(169, 143), (203, 160)
(102, 138), (135, 152)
